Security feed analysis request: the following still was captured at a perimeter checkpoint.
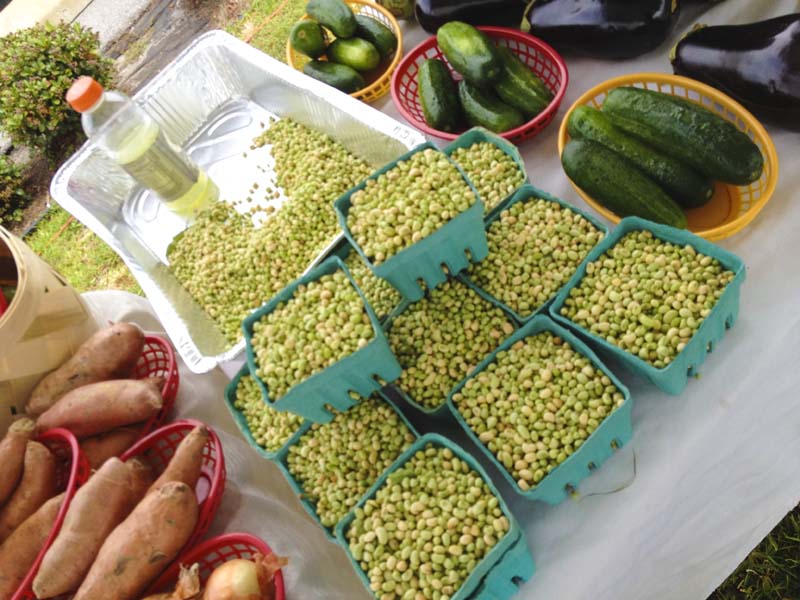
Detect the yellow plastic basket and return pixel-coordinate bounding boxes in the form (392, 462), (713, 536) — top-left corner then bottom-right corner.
(286, 0), (403, 104)
(557, 73), (779, 241)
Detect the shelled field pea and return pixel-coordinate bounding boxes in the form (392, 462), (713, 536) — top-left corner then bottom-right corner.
(345, 443), (510, 599)
(251, 269), (374, 400)
(286, 396), (415, 528)
(346, 148), (477, 265)
(467, 198), (603, 318)
(559, 230), (735, 368)
(168, 118), (372, 345)
(233, 372), (304, 452)
(452, 332), (625, 491)
(449, 142), (525, 214)
(387, 280), (515, 410)
(344, 250), (402, 318)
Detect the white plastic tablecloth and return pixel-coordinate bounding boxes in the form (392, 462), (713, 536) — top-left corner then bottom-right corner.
(82, 1), (800, 597)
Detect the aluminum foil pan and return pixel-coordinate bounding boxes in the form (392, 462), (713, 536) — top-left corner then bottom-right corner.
(50, 30), (425, 374)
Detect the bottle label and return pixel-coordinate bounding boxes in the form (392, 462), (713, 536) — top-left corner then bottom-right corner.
(120, 131), (199, 202)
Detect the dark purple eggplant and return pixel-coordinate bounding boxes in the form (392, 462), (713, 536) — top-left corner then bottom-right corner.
(523, 0), (680, 60)
(415, 0), (525, 34)
(671, 14), (800, 130)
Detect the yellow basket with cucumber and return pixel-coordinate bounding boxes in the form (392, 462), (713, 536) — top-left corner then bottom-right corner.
(286, 0), (403, 104)
(557, 73), (779, 241)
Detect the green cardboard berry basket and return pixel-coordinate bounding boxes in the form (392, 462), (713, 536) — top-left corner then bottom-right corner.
(447, 315), (633, 505)
(223, 363), (305, 461)
(273, 394), (418, 542)
(335, 433), (535, 600)
(242, 256), (402, 424)
(334, 142), (489, 302)
(443, 127), (528, 220)
(549, 217), (746, 395)
(460, 183), (609, 325)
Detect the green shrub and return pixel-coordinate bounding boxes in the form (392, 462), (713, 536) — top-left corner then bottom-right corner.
(0, 22), (114, 155)
(0, 155), (28, 224)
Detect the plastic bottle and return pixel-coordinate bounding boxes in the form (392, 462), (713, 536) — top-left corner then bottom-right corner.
(66, 76), (218, 218)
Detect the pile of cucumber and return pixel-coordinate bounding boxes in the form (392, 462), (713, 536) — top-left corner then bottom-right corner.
(290, 0), (398, 94)
(419, 22), (553, 134)
(562, 87), (765, 228)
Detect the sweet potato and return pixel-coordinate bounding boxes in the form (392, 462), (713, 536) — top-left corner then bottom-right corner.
(0, 441), (56, 542)
(148, 426), (209, 495)
(140, 564), (201, 600)
(0, 493), (64, 598)
(27, 322), (145, 416)
(36, 378), (163, 439)
(80, 426), (141, 470)
(127, 457), (156, 500)
(73, 481), (199, 600)
(0, 418), (36, 506)
(33, 457), (151, 598)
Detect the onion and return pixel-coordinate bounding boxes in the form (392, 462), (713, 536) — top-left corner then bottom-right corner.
(203, 553), (287, 600)
(141, 563), (201, 600)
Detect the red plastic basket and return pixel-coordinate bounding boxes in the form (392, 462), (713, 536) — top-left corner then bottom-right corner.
(391, 26), (569, 143)
(147, 533), (286, 600)
(0, 288), (7, 318)
(13, 428), (91, 600)
(135, 334), (180, 436)
(119, 419), (226, 549)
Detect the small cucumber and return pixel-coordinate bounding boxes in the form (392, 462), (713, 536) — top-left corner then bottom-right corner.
(437, 21), (502, 85)
(459, 81), (525, 133)
(602, 86), (764, 185)
(303, 60), (365, 93)
(306, 0), (357, 38)
(568, 105), (714, 208)
(354, 15), (397, 59)
(328, 37), (381, 71)
(494, 46), (552, 117)
(290, 21), (327, 58)
(561, 139), (688, 229)
(418, 59), (462, 132)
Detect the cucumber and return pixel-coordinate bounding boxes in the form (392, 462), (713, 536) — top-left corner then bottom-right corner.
(306, 0), (357, 38)
(328, 37), (381, 72)
(493, 47), (552, 117)
(303, 60), (365, 93)
(355, 15), (397, 59)
(289, 21), (327, 58)
(568, 105), (714, 209)
(437, 21), (502, 85)
(561, 139), (688, 229)
(418, 59), (463, 133)
(602, 86), (764, 185)
(459, 81), (525, 133)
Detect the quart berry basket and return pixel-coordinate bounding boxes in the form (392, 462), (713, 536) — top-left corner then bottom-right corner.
(334, 142), (489, 302)
(136, 335), (180, 437)
(146, 532), (285, 600)
(447, 315), (633, 505)
(335, 433), (535, 600)
(273, 394), (418, 541)
(243, 256), (401, 424)
(392, 27), (568, 143)
(120, 419), (227, 549)
(224, 363), (304, 461)
(460, 183), (608, 324)
(286, 0), (403, 104)
(549, 217), (746, 395)
(13, 428), (91, 600)
(443, 127), (528, 220)
(558, 73), (779, 241)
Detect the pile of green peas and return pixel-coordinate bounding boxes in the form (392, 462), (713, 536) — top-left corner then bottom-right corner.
(233, 372), (304, 453)
(251, 269), (374, 400)
(387, 280), (515, 410)
(559, 230), (735, 368)
(452, 332), (625, 491)
(345, 443), (510, 600)
(344, 249), (402, 319)
(286, 396), (415, 528)
(346, 148), (476, 265)
(449, 142), (525, 214)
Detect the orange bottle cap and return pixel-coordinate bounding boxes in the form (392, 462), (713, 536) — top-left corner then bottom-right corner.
(66, 76), (104, 113)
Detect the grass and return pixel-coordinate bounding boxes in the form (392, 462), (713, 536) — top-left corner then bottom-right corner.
(24, 204), (141, 295)
(225, 0), (306, 62)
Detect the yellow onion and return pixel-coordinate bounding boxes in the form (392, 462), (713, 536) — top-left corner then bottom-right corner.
(202, 553), (287, 600)
(141, 564), (201, 600)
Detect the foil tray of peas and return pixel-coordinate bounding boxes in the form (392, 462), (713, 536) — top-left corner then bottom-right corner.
(50, 29), (425, 374)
